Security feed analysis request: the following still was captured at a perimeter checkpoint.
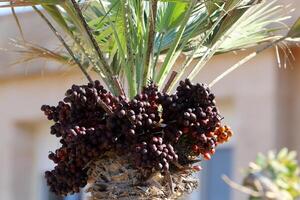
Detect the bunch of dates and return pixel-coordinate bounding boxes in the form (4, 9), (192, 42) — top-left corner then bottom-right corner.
(41, 79), (233, 195)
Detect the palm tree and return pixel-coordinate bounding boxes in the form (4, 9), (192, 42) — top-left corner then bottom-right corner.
(224, 148), (300, 200)
(1, 0), (300, 199)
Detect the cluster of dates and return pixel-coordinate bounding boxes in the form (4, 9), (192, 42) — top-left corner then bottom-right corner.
(42, 79), (233, 195)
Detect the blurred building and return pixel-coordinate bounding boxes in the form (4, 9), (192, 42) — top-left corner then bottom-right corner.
(0, 2), (300, 200)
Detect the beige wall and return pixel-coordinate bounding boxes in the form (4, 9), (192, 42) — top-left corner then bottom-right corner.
(276, 47), (300, 157)
(0, 72), (86, 200)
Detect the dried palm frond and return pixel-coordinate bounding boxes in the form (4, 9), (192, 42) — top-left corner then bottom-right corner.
(8, 39), (76, 67)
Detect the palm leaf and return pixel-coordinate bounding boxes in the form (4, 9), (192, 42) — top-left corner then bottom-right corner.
(1, 0), (299, 98)
(9, 40), (74, 66)
(155, 0), (197, 87)
(288, 17), (300, 38)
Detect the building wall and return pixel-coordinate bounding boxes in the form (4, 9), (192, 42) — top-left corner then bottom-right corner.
(0, 72), (87, 200)
(276, 47), (300, 158)
(193, 49), (279, 200)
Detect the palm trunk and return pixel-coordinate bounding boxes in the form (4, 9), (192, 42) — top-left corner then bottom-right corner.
(87, 152), (198, 200)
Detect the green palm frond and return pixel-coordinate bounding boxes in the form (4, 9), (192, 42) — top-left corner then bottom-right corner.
(1, 0), (300, 97)
(212, 0), (291, 53)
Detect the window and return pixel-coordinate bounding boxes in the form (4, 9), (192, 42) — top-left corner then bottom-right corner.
(64, 193), (82, 200)
(47, 190), (82, 200)
(48, 191), (63, 200)
(189, 147), (233, 200)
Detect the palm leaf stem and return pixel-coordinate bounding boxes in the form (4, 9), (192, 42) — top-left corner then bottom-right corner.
(209, 36), (287, 87)
(188, 4), (255, 81)
(122, 0), (137, 98)
(33, 6), (113, 114)
(69, 0), (119, 94)
(152, 32), (164, 79)
(97, 0), (126, 66)
(32, 6), (93, 83)
(96, 0), (127, 92)
(41, 5), (109, 83)
(10, 4), (25, 41)
(155, 0), (197, 87)
(113, 76), (126, 97)
(167, 11), (227, 93)
(59, 2), (114, 87)
(162, 71), (177, 93)
(143, 0), (158, 86)
(135, 0), (146, 93)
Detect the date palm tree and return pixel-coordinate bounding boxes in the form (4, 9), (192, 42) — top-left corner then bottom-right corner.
(1, 0), (300, 199)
